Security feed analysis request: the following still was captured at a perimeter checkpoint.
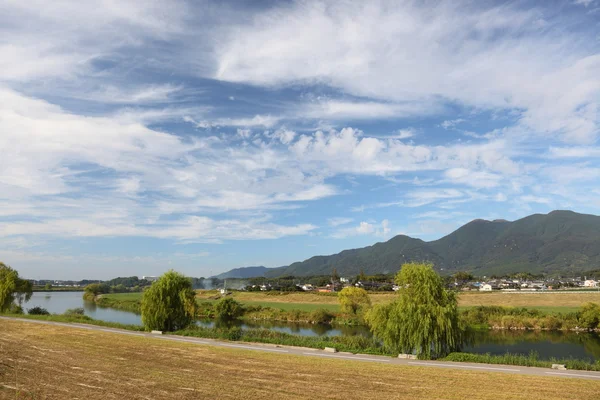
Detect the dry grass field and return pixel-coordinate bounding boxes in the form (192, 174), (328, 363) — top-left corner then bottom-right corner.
(2, 320), (600, 400)
(193, 290), (600, 313)
(458, 292), (600, 309)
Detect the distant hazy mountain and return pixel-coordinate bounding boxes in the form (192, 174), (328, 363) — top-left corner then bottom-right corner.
(218, 211), (600, 278)
(212, 266), (270, 279)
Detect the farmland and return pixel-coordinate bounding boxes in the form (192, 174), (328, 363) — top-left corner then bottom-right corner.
(2, 320), (599, 399)
(96, 290), (600, 314)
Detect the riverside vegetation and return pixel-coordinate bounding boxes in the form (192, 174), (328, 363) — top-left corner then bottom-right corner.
(5, 305), (600, 371)
(5, 320), (600, 400)
(5, 262), (600, 371)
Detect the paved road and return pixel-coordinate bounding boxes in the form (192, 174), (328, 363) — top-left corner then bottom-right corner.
(3, 316), (600, 381)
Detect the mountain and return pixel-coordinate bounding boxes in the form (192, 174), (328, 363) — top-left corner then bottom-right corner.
(213, 266), (270, 279)
(223, 210), (600, 278)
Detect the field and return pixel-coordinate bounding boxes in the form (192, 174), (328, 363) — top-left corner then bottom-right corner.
(98, 290), (600, 314)
(2, 320), (599, 400)
(458, 292), (600, 313)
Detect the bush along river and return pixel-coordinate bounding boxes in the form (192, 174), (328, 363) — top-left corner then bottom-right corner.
(22, 291), (600, 363)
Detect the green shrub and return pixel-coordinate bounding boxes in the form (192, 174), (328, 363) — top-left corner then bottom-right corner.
(578, 303), (600, 330)
(28, 306), (50, 315)
(8, 303), (24, 314)
(214, 298), (244, 320)
(310, 309), (334, 324)
(63, 307), (85, 316)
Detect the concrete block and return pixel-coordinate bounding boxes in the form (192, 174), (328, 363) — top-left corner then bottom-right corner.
(551, 364), (567, 370)
(324, 347), (338, 353)
(151, 330), (164, 335)
(398, 354), (417, 359)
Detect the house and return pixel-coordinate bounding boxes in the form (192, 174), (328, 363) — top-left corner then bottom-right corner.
(584, 280), (598, 288)
(480, 283), (500, 291)
(301, 284), (314, 291)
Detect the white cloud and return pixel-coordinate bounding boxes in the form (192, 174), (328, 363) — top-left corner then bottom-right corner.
(73, 84), (184, 104)
(331, 219), (391, 239)
(327, 217), (354, 227)
(444, 168), (503, 189)
(405, 189), (465, 207)
(395, 129), (416, 139)
(441, 119), (465, 129)
(520, 195), (552, 204)
(215, 2), (600, 143)
(188, 114), (280, 129)
(301, 100), (440, 120)
(548, 146), (600, 158)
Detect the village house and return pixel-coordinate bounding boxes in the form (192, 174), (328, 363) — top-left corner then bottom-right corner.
(584, 279), (598, 287)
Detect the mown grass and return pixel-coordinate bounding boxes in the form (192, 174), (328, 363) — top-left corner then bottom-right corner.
(1, 313), (144, 331)
(3, 319), (600, 400)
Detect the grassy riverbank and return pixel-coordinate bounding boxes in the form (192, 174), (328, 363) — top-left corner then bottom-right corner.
(3, 313), (600, 372)
(2, 319), (600, 399)
(32, 286), (84, 292)
(443, 352), (600, 371)
(94, 291), (600, 331)
(95, 290), (600, 313)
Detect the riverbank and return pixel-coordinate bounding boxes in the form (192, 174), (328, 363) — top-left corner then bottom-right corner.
(3, 319), (599, 399)
(92, 291), (600, 333)
(3, 313), (600, 371)
(32, 286), (84, 292)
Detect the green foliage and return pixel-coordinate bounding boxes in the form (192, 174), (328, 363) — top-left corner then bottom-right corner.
(0, 262), (33, 312)
(443, 352), (600, 371)
(83, 283), (110, 301)
(309, 308), (335, 324)
(94, 294), (142, 313)
(577, 303), (600, 330)
(177, 326), (386, 355)
(28, 306), (50, 315)
(64, 307), (85, 316)
(338, 287), (371, 315)
(141, 270), (197, 332)
(44, 283), (53, 290)
(367, 263), (463, 359)
(214, 297), (244, 320)
(8, 303), (24, 314)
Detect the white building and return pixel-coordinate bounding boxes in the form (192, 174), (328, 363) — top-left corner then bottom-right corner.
(480, 284), (493, 291)
(584, 280), (598, 287)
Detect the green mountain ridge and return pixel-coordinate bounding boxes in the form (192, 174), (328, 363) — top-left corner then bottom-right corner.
(252, 210), (600, 277)
(218, 211), (600, 278)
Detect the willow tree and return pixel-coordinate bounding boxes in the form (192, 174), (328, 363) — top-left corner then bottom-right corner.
(0, 262), (33, 312)
(141, 270), (197, 332)
(338, 286), (371, 315)
(366, 262), (463, 359)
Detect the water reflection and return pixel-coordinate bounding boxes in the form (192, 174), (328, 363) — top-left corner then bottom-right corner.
(464, 329), (600, 362)
(24, 292), (142, 326)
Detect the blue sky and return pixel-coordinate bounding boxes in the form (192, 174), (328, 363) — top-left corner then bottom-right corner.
(1, 0), (600, 279)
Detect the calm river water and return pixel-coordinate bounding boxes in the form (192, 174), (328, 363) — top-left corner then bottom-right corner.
(24, 292), (600, 362)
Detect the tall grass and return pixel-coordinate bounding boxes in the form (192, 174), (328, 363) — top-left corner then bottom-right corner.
(176, 325), (386, 355)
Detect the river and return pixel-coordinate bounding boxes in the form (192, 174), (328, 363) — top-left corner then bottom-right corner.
(24, 292), (600, 362)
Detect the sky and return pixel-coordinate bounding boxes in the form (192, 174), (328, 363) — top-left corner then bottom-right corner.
(1, 0), (600, 279)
